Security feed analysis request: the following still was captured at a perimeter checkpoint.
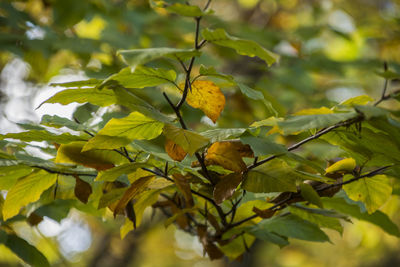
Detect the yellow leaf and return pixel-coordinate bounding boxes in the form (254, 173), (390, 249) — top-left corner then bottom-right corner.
(325, 158), (356, 174)
(56, 141), (126, 170)
(294, 107), (333, 115)
(165, 139), (187, 162)
(185, 80), (226, 123)
(3, 171), (57, 220)
(205, 141), (253, 172)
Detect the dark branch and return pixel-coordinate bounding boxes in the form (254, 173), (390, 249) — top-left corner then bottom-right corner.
(248, 116), (363, 170)
(221, 166), (393, 233)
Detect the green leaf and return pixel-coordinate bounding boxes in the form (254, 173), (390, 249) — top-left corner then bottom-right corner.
(219, 233), (255, 260)
(83, 112), (164, 151)
(166, 3), (204, 17)
(0, 230), (50, 267)
(300, 183), (323, 208)
(322, 197), (400, 237)
(343, 174), (392, 214)
(40, 115), (89, 132)
(202, 28), (279, 66)
(242, 160), (299, 193)
(100, 66), (176, 89)
(82, 135), (130, 151)
(278, 112), (357, 134)
(0, 165), (33, 190)
(340, 95), (374, 106)
(240, 135), (287, 157)
(232, 200), (272, 224)
(237, 83), (264, 100)
(200, 128), (246, 143)
(73, 103), (99, 123)
(375, 70), (400, 79)
(3, 170), (57, 220)
(38, 88), (117, 108)
(254, 214), (330, 242)
(246, 226), (289, 247)
(0, 130), (87, 144)
(50, 78), (101, 88)
(118, 48), (200, 67)
(96, 163), (148, 182)
(163, 124), (209, 155)
(199, 65), (235, 83)
(34, 199), (74, 222)
(113, 87), (173, 123)
(354, 105), (389, 119)
(99, 188), (126, 209)
(289, 205), (343, 234)
(322, 128), (400, 166)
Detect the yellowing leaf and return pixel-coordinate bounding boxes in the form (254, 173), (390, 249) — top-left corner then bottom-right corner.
(3, 171), (57, 220)
(127, 168), (154, 183)
(82, 135), (129, 151)
(325, 158), (356, 174)
(56, 141), (126, 170)
(113, 175), (154, 217)
(83, 112), (164, 151)
(205, 141), (253, 173)
(294, 107), (333, 115)
(185, 80), (225, 123)
(163, 124), (209, 155)
(165, 139), (187, 162)
(341, 95), (374, 106)
(96, 163), (148, 182)
(343, 174), (392, 214)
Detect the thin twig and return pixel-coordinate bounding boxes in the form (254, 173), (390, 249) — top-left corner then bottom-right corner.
(375, 62), (389, 106)
(248, 116), (363, 170)
(221, 165), (392, 233)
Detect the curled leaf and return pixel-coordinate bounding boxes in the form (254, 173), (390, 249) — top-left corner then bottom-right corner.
(325, 158), (356, 174)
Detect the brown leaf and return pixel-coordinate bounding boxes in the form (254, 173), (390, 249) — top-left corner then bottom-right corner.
(252, 207), (276, 219)
(74, 175), (93, 204)
(213, 173), (243, 204)
(197, 225), (224, 260)
(205, 141), (253, 172)
(113, 175), (154, 217)
(27, 212), (43, 226)
(165, 138), (187, 161)
(172, 173), (194, 207)
(186, 80), (226, 123)
(169, 198), (189, 229)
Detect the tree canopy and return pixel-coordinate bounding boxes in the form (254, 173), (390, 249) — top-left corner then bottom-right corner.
(1, 0), (400, 266)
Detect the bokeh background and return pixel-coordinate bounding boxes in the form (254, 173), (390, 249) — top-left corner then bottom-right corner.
(1, 0), (400, 266)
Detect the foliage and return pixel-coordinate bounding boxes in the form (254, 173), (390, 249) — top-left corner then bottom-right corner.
(1, 0), (400, 265)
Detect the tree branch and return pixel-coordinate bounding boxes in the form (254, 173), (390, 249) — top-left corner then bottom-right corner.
(248, 116), (363, 170)
(220, 165), (393, 233)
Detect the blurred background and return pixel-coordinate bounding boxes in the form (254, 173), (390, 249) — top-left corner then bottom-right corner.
(1, 0), (400, 266)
